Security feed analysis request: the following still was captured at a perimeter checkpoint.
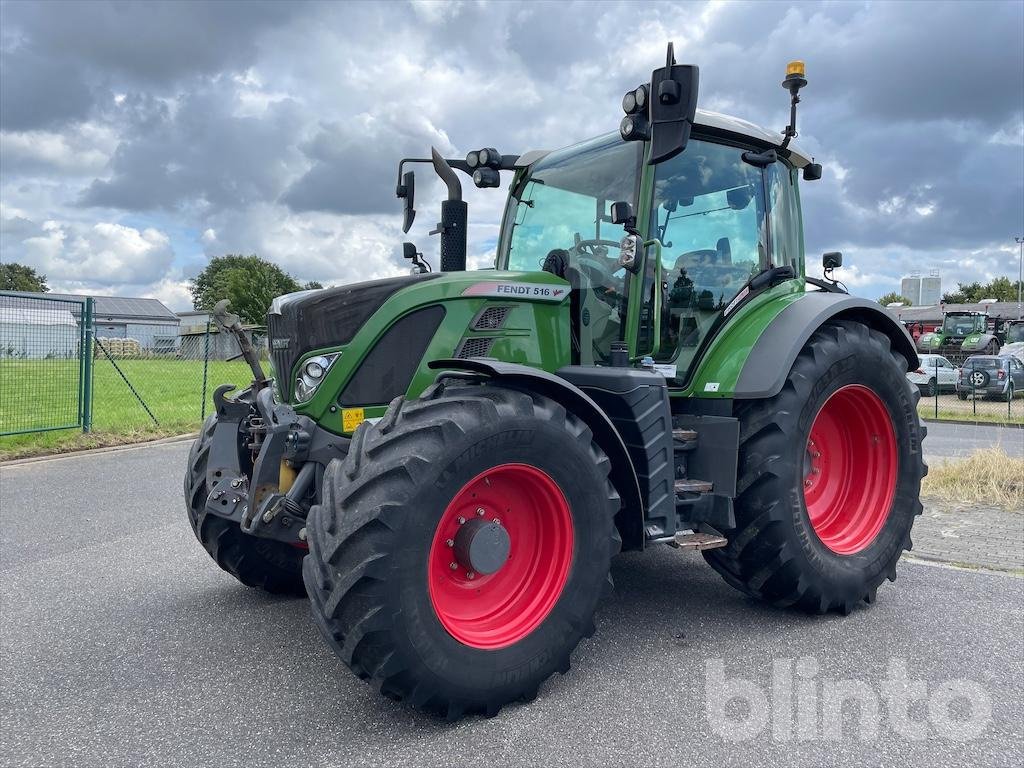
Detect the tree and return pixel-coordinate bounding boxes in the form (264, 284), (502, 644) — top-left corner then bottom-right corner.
(0, 263), (49, 292)
(303, 280), (324, 290)
(942, 277), (1022, 303)
(878, 292), (912, 306)
(190, 255), (307, 324)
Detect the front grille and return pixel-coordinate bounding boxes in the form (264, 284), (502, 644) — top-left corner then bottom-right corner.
(457, 337), (495, 358)
(267, 313), (290, 392)
(472, 306), (511, 331)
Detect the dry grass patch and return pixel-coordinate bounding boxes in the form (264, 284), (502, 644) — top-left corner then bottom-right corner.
(922, 448), (1024, 511)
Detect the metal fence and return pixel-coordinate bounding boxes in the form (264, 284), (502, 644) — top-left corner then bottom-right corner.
(915, 354), (1024, 425)
(1, 291), (263, 440)
(86, 322), (263, 433)
(0, 293), (92, 436)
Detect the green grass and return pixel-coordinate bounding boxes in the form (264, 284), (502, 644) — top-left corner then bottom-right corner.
(917, 396), (1024, 426)
(0, 358), (253, 459)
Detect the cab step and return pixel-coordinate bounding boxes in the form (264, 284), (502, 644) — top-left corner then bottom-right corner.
(675, 478), (713, 494)
(672, 428), (698, 451)
(669, 530), (729, 551)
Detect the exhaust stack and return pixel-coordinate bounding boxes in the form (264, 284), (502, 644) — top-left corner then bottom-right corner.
(430, 147), (468, 272)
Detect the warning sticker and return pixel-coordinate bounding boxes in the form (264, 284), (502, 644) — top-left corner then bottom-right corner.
(462, 281), (568, 302)
(341, 407), (365, 432)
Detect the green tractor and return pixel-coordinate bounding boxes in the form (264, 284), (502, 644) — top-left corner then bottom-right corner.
(185, 49), (925, 718)
(916, 309), (1001, 365)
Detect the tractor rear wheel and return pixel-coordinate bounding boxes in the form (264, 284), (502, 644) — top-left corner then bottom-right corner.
(704, 320), (926, 614)
(303, 382), (620, 718)
(184, 415), (306, 596)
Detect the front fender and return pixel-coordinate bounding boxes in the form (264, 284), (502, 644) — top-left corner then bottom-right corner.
(962, 333), (996, 352)
(734, 292), (918, 400)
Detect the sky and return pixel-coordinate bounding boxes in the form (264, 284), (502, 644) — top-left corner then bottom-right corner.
(1, 0), (1022, 310)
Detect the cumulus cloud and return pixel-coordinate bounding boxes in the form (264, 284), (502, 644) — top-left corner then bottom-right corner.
(8, 217), (174, 287)
(0, 0), (1021, 308)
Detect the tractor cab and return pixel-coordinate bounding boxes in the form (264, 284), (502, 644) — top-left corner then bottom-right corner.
(941, 311), (988, 337)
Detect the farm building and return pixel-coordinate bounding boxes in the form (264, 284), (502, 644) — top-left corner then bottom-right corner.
(0, 303), (79, 359)
(177, 310), (266, 361)
(0, 290), (180, 355)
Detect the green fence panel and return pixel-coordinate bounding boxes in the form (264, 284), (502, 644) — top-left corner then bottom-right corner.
(0, 291), (86, 436)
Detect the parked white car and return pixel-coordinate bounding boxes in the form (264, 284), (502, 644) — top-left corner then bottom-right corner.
(907, 354), (958, 396)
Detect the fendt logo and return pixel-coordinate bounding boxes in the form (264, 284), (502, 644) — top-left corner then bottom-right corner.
(463, 282), (568, 303)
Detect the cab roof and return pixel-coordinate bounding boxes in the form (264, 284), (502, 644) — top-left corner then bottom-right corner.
(693, 108), (812, 168)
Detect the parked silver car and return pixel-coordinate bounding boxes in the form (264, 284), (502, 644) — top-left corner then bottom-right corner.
(908, 354), (958, 396)
(956, 355), (1024, 400)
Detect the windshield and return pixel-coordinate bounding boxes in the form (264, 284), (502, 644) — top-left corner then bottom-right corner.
(499, 133), (641, 363)
(942, 314), (986, 335)
(964, 357), (999, 370)
(1006, 324), (1024, 343)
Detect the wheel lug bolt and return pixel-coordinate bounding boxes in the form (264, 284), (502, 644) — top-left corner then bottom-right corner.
(812, 452), (821, 459)
(493, 518), (500, 526)
(446, 538), (454, 547)
(812, 468), (820, 475)
(467, 572), (475, 580)
(449, 562), (458, 570)
(457, 516), (466, 525)
(476, 507), (485, 516)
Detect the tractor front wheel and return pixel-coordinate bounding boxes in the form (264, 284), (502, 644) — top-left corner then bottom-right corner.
(184, 415), (306, 595)
(303, 382), (620, 718)
(704, 320), (926, 614)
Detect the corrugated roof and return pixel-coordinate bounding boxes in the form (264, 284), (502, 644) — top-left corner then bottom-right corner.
(0, 306), (78, 325)
(886, 301), (1022, 322)
(0, 290), (178, 321)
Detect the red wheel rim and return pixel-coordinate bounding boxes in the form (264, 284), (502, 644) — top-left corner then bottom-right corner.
(802, 385), (897, 555)
(428, 463), (574, 649)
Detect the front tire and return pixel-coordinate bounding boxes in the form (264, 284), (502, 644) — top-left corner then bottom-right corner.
(184, 416), (306, 596)
(303, 382), (620, 718)
(704, 320), (926, 614)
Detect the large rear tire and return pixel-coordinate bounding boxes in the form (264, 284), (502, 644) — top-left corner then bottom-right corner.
(184, 415), (306, 596)
(704, 320), (926, 614)
(303, 381), (620, 718)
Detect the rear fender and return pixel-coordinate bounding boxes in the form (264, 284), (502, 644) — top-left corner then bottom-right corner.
(735, 293), (919, 399)
(428, 358), (646, 550)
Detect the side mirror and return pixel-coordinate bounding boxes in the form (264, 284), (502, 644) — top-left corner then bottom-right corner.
(610, 201), (633, 225)
(822, 251), (842, 270)
(726, 186), (753, 210)
(647, 44), (699, 165)
(400, 170), (416, 233)
(611, 201), (638, 236)
(803, 163), (823, 181)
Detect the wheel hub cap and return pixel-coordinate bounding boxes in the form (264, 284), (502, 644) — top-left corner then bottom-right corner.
(453, 517), (511, 575)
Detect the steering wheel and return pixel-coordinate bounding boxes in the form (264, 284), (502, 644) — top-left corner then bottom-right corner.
(568, 239), (622, 280)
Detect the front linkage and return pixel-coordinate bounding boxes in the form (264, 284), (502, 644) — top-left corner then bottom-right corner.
(200, 303), (348, 547)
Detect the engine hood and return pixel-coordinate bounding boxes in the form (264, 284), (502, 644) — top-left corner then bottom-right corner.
(266, 273), (440, 389)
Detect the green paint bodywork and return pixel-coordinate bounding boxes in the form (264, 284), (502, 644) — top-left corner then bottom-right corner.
(292, 271), (572, 434)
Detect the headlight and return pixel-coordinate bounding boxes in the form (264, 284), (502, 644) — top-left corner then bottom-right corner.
(294, 353), (340, 403)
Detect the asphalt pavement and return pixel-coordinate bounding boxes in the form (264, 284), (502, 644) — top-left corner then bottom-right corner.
(1, 441), (1022, 768)
(922, 419), (1023, 461)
